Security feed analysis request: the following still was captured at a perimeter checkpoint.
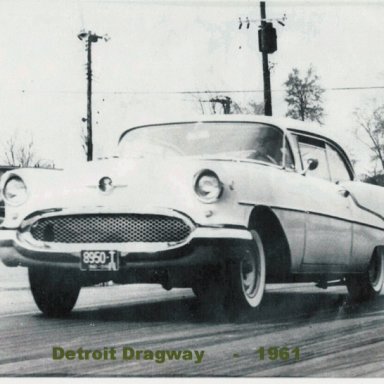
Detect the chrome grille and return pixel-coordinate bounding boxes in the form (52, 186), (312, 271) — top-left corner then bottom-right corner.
(29, 214), (192, 243)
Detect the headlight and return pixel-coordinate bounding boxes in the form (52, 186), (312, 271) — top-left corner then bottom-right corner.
(194, 169), (223, 203)
(3, 176), (28, 205)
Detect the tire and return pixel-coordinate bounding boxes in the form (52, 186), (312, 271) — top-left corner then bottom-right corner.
(224, 229), (266, 316)
(29, 267), (81, 317)
(346, 250), (384, 303)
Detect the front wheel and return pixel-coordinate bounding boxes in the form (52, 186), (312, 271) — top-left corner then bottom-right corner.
(346, 250), (384, 303)
(224, 229), (266, 315)
(29, 267), (81, 317)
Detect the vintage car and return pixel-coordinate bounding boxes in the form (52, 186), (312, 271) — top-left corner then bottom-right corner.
(0, 115), (383, 317)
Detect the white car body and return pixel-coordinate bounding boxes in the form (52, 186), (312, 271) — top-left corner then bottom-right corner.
(0, 115), (383, 316)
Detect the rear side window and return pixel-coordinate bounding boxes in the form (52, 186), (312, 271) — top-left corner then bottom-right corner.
(326, 144), (352, 182)
(297, 136), (331, 181)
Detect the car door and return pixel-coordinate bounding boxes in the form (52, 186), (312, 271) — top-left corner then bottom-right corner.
(328, 144), (384, 270)
(295, 134), (353, 269)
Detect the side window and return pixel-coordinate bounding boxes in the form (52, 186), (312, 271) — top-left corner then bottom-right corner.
(297, 136), (331, 181)
(326, 144), (352, 182)
(283, 138), (295, 170)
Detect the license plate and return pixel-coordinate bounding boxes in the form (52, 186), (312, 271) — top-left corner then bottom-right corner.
(80, 250), (120, 271)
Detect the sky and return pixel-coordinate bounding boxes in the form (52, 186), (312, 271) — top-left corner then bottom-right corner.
(0, 0), (384, 174)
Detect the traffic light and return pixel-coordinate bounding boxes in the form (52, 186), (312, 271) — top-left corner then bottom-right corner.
(258, 22), (277, 54)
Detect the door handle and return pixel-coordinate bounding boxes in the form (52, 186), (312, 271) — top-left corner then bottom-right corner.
(337, 188), (350, 198)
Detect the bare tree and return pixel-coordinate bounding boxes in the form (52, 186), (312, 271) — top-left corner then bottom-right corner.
(2, 134), (48, 167)
(284, 66), (325, 124)
(354, 104), (384, 173)
(364, 173), (384, 186)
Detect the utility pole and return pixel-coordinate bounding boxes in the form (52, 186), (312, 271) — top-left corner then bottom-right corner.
(78, 30), (109, 161)
(260, 1), (272, 116)
(199, 96), (232, 114)
(238, 4), (284, 117)
(209, 96), (232, 114)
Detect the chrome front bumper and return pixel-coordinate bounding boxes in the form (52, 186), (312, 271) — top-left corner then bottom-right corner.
(0, 208), (252, 269)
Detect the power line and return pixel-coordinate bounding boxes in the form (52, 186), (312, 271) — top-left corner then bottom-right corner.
(2, 85), (384, 95)
(328, 86), (384, 91)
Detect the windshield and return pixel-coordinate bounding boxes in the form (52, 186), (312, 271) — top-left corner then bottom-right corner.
(118, 122), (286, 165)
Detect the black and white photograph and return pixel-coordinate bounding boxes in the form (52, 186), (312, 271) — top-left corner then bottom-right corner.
(0, 0), (384, 378)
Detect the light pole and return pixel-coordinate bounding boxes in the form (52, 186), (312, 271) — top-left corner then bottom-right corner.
(78, 30), (109, 161)
(238, 4), (286, 117)
(260, 2), (272, 116)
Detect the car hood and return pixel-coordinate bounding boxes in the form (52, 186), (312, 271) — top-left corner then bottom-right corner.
(18, 157), (203, 206)
(1, 156), (253, 228)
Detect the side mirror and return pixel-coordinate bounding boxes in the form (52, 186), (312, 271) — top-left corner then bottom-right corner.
(301, 158), (318, 175)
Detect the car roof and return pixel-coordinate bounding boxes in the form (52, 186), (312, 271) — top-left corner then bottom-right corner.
(120, 114), (346, 148)
(119, 114), (355, 177)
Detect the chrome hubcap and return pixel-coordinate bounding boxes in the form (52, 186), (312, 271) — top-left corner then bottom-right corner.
(240, 251), (258, 298)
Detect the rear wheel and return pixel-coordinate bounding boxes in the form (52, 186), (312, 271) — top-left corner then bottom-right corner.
(346, 250), (384, 303)
(29, 267), (81, 317)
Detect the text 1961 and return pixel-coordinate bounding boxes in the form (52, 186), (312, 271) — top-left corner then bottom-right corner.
(256, 347), (300, 361)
